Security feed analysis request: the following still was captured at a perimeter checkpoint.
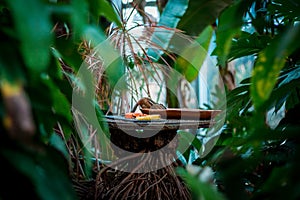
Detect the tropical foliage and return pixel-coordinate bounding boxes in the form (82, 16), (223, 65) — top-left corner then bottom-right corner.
(0, 0), (300, 199)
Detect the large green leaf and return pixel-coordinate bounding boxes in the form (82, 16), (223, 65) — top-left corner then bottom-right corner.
(251, 25), (300, 110)
(177, 0), (232, 36)
(41, 74), (72, 124)
(26, 56), (72, 139)
(158, 0), (189, 28)
(174, 25), (213, 82)
(212, 0), (246, 66)
(147, 0), (189, 60)
(228, 31), (270, 62)
(6, 0), (53, 72)
(88, 0), (121, 27)
(71, 0), (107, 45)
(71, 0), (89, 39)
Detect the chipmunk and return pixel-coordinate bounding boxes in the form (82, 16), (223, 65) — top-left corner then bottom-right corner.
(131, 97), (166, 112)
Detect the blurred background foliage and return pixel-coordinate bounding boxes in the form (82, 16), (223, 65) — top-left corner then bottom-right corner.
(0, 0), (300, 199)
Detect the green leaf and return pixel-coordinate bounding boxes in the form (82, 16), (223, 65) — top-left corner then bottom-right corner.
(213, 1), (246, 66)
(88, 0), (121, 27)
(49, 133), (69, 159)
(178, 130), (202, 152)
(174, 25), (213, 82)
(72, 0), (108, 45)
(54, 38), (83, 72)
(27, 70), (72, 139)
(94, 101), (114, 159)
(6, 0), (53, 72)
(1, 143), (76, 200)
(177, 167), (226, 200)
(285, 87), (300, 111)
(228, 31), (270, 62)
(251, 25), (300, 110)
(177, 130), (203, 163)
(83, 25), (107, 46)
(41, 74), (72, 124)
(278, 66), (300, 88)
(268, 66), (300, 112)
(158, 0), (189, 28)
(178, 0), (232, 36)
(69, 1), (107, 45)
(147, 0), (189, 60)
(268, 0), (300, 23)
(71, 0), (89, 39)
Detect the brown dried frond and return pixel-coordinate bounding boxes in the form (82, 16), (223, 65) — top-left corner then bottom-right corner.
(107, 24), (187, 103)
(78, 40), (112, 111)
